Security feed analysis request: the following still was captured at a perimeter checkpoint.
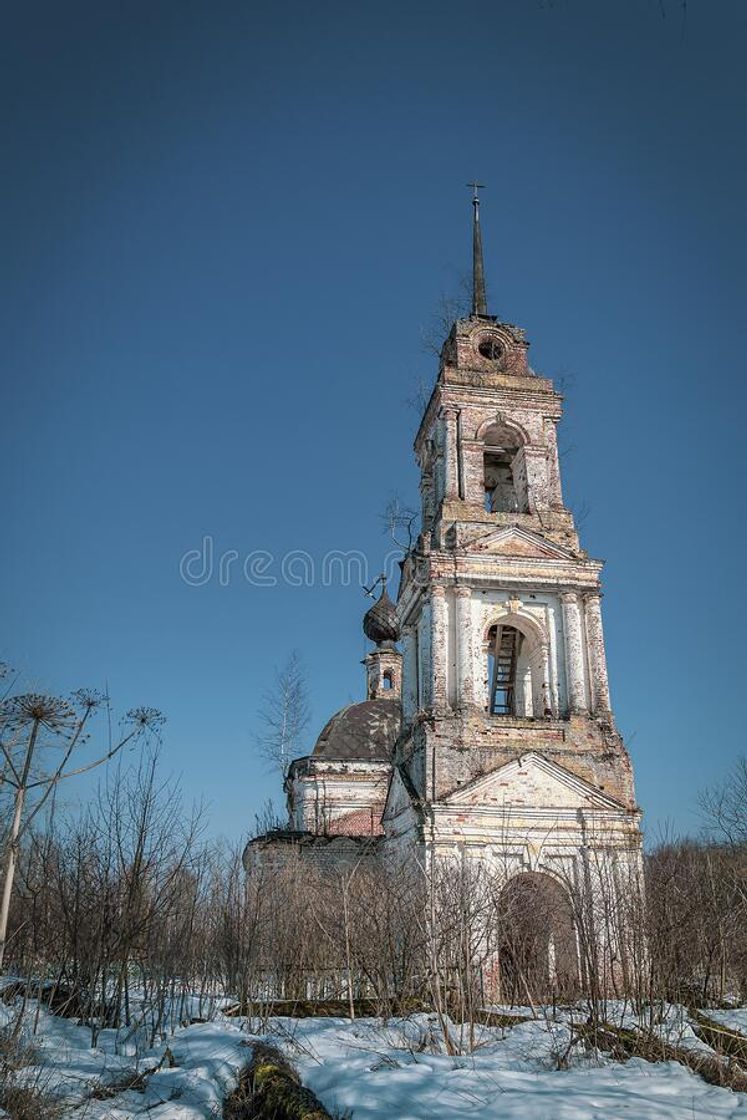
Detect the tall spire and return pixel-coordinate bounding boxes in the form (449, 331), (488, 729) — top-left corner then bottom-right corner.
(468, 181), (488, 316)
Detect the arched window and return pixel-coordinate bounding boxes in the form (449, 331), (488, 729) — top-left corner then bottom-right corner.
(485, 618), (550, 718)
(482, 422), (527, 513)
(382, 670), (394, 691)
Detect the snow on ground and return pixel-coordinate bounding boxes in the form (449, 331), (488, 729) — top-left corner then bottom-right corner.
(0, 1000), (249, 1119)
(262, 1014), (747, 1120)
(487, 999), (716, 1053)
(706, 1008), (747, 1036)
(605, 1000), (716, 1054)
(2, 999), (747, 1119)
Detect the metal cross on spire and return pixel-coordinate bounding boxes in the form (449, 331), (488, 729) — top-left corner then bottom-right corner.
(467, 181), (488, 316)
(362, 572), (388, 599)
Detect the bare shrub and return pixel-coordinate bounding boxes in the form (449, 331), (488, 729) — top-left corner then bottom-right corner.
(0, 1020), (62, 1120)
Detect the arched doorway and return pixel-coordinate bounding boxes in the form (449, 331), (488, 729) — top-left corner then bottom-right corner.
(493, 872), (579, 1004)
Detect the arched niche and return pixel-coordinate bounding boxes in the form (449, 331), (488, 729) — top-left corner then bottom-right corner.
(493, 871), (579, 1003)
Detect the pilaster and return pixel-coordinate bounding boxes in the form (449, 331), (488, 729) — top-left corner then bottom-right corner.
(454, 585), (475, 709)
(540, 642), (554, 717)
(441, 408), (459, 501)
(420, 474), (435, 534)
(584, 593), (612, 716)
(543, 418), (564, 509)
(561, 591), (588, 714)
(429, 583), (449, 712)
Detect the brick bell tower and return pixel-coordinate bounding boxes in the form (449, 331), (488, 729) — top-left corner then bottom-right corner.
(382, 188), (643, 992)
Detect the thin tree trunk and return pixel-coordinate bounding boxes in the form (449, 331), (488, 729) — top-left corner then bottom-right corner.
(0, 719), (40, 970)
(342, 884), (355, 1020)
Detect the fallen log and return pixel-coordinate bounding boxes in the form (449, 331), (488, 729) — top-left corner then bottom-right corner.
(224, 1042), (332, 1120)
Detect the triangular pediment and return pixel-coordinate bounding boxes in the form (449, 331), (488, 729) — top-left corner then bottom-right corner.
(466, 526), (573, 561)
(444, 753), (626, 812)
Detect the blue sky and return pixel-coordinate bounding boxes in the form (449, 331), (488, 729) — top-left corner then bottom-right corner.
(2, 0), (745, 842)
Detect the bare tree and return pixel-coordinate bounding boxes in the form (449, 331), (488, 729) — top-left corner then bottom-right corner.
(419, 281), (471, 358)
(254, 798), (284, 835)
(380, 495), (419, 555)
(404, 372), (433, 417)
(0, 689), (162, 972)
(404, 278), (472, 415)
(253, 651), (310, 779)
(700, 755), (747, 846)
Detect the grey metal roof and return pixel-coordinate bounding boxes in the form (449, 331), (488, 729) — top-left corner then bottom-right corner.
(311, 699), (401, 762)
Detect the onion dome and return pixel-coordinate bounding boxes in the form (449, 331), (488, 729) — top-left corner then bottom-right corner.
(363, 586), (400, 645)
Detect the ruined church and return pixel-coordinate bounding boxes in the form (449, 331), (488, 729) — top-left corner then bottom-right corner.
(247, 194), (643, 987)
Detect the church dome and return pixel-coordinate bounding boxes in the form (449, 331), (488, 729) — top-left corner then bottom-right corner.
(363, 588), (400, 644)
(311, 699), (401, 762)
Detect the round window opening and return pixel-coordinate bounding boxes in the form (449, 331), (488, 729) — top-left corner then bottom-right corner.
(478, 337), (504, 361)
